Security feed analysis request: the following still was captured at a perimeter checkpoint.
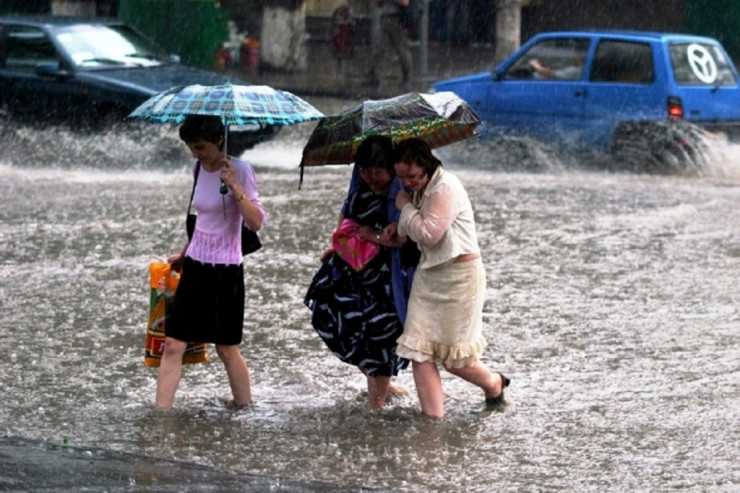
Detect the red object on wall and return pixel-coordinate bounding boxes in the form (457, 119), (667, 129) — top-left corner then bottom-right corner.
(331, 5), (353, 57)
(240, 37), (260, 76)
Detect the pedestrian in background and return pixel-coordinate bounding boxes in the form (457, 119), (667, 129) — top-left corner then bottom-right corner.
(369, 0), (413, 88)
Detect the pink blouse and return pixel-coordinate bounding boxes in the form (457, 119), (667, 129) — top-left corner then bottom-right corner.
(186, 157), (265, 265)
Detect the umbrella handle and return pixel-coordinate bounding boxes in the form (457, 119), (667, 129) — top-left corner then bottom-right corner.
(220, 161), (227, 219)
(221, 123), (229, 196)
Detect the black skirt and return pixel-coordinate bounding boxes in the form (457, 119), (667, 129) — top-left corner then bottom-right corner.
(167, 257), (245, 345)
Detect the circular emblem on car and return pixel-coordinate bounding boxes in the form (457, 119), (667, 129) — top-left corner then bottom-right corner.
(686, 43), (718, 84)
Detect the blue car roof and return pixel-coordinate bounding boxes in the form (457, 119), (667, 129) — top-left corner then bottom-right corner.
(532, 29), (720, 45)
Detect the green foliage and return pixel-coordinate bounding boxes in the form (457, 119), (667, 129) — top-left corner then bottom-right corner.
(118, 0), (229, 69)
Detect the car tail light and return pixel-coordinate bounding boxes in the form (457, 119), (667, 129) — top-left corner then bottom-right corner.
(667, 96), (684, 119)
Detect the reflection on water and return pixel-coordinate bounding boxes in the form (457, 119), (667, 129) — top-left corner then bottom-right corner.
(0, 98), (738, 491)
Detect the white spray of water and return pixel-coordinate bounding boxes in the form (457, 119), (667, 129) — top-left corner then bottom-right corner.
(3, 106), (740, 179)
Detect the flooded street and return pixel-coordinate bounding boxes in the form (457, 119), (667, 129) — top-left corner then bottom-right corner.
(1, 97), (738, 492)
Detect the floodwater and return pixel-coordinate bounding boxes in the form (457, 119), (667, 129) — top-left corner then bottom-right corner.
(1, 98), (738, 492)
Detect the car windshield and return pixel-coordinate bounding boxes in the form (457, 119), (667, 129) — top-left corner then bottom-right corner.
(669, 42), (737, 86)
(51, 24), (168, 68)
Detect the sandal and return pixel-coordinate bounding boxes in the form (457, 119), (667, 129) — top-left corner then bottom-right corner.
(484, 372), (510, 408)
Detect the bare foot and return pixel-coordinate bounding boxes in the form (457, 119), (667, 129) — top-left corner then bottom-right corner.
(388, 382), (408, 396)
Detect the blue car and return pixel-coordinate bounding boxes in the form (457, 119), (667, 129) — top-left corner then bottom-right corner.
(432, 30), (740, 169)
(0, 15), (278, 154)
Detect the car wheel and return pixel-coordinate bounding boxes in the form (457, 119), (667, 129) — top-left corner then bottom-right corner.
(611, 120), (709, 174)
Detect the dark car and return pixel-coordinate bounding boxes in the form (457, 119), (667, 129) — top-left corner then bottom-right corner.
(0, 15), (278, 154)
(432, 30), (740, 170)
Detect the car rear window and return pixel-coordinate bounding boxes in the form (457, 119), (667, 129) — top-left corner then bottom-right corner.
(590, 40), (655, 84)
(669, 42), (737, 86)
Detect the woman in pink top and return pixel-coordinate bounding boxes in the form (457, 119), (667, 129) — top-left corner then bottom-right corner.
(156, 115), (265, 409)
(393, 138), (509, 418)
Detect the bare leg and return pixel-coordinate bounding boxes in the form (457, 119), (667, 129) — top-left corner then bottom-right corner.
(412, 360), (445, 418)
(156, 337), (188, 408)
(216, 344), (252, 406)
(444, 361), (503, 400)
(366, 374), (392, 410)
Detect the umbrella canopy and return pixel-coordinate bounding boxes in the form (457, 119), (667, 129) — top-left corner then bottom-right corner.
(128, 83), (324, 126)
(299, 91), (480, 169)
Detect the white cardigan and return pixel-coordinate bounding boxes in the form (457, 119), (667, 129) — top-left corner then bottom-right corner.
(397, 167), (480, 269)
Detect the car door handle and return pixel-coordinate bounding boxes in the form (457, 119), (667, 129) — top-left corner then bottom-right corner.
(573, 89), (587, 98)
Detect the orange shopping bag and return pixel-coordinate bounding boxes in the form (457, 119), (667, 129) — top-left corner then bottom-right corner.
(144, 262), (209, 367)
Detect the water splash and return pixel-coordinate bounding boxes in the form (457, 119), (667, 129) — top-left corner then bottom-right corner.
(0, 118), (189, 171)
(443, 123), (740, 178)
(4, 98), (739, 179)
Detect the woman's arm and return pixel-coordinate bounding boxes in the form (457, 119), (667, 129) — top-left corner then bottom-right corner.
(222, 159), (265, 231)
(234, 190), (263, 231)
(168, 240), (189, 271)
(397, 183), (456, 247)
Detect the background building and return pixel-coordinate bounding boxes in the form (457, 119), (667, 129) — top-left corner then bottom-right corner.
(2, 0), (739, 66)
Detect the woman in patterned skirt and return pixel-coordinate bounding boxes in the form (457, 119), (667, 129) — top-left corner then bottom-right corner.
(304, 135), (417, 409)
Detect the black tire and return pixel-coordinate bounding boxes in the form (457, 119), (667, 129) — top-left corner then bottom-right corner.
(610, 120), (709, 174)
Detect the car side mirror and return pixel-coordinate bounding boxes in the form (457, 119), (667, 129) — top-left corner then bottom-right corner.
(168, 54), (181, 64)
(492, 70), (503, 82)
(35, 62), (70, 78)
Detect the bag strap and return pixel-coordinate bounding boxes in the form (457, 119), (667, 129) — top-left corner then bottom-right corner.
(187, 161), (201, 216)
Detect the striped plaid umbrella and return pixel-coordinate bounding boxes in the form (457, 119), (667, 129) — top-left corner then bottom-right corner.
(300, 91), (480, 170)
(128, 83), (324, 126)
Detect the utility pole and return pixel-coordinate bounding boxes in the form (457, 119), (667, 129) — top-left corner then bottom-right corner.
(494, 0), (521, 63)
(418, 0), (428, 78)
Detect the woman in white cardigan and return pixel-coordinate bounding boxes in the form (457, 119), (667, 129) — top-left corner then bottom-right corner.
(392, 138), (509, 418)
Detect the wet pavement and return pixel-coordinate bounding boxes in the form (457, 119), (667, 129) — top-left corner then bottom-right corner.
(0, 436), (385, 492)
(0, 38), (494, 493)
(233, 39), (497, 99)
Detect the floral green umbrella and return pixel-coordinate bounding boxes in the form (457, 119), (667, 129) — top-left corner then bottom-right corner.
(299, 91), (480, 184)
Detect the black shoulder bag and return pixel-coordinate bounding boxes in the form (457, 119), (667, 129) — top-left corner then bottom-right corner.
(186, 162), (262, 255)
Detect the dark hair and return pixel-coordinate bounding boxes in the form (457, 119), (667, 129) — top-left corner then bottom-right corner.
(178, 115), (225, 149)
(354, 135), (394, 174)
(393, 138), (441, 176)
